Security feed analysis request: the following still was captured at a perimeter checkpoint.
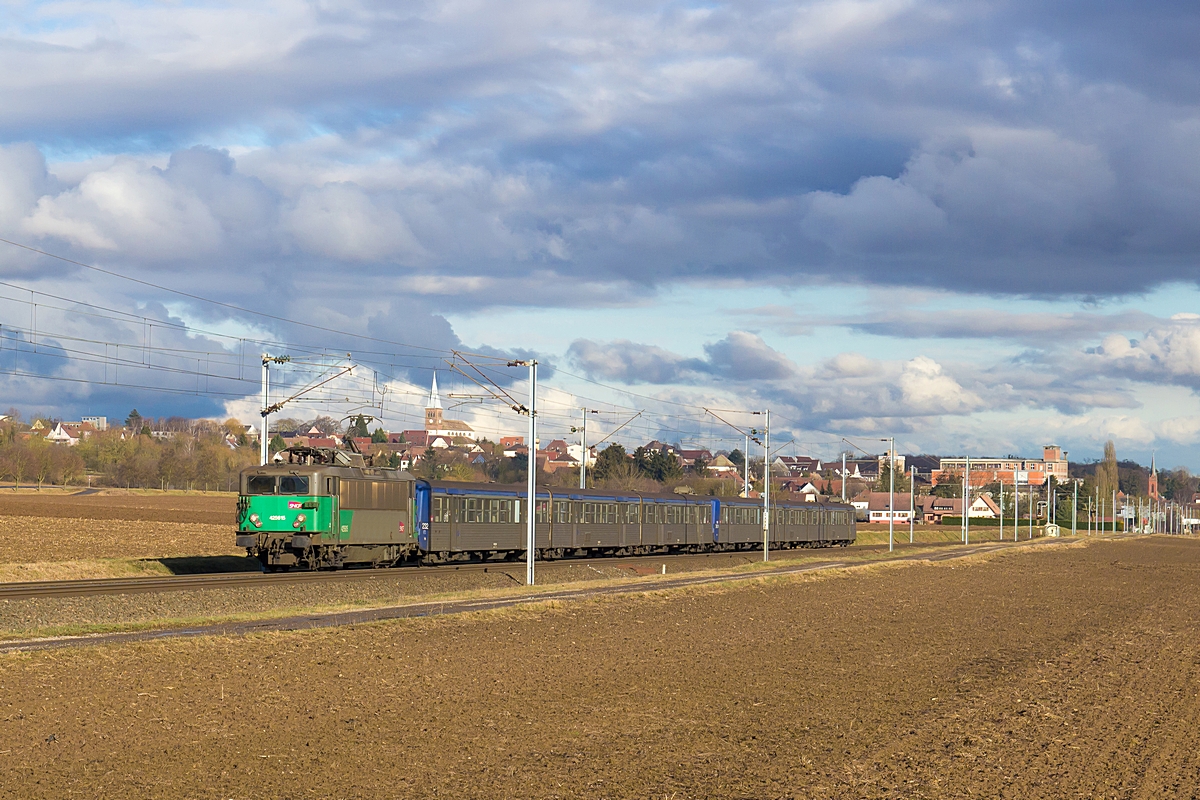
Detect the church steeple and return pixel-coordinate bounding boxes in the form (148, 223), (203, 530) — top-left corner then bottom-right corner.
(428, 372), (442, 410)
(425, 373), (444, 430)
(1148, 452), (1158, 500)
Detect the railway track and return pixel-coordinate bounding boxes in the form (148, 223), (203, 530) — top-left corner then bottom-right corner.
(0, 537), (1077, 654)
(0, 540), (960, 600)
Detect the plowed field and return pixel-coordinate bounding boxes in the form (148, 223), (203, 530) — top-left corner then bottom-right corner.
(1, 536), (1198, 799)
(0, 492), (237, 563)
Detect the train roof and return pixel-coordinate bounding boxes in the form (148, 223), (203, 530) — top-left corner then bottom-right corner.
(424, 480), (854, 509)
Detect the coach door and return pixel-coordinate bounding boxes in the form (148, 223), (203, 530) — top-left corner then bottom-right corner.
(414, 481), (431, 551)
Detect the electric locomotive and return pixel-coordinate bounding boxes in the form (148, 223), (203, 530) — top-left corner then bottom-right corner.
(236, 445), (418, 571)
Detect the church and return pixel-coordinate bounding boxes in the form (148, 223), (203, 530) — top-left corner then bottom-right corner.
(423, 373), (477, 442)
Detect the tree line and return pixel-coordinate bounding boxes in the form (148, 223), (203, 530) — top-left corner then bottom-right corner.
(0, 412), (258, 490)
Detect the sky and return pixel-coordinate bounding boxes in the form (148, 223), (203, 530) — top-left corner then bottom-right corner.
(1, 0), (1200, 468)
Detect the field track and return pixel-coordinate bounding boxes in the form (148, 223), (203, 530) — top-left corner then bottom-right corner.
(0, 537), (1070, 653)
(0, 538), (987, 600)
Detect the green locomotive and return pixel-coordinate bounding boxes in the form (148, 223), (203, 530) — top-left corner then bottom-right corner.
(236, 446), (418, 570)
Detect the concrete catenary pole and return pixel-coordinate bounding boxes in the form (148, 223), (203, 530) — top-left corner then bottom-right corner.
(964, 455), (971, 546)
(527, 361), (538, 585)
(745, 434), (751, 498)
(1113, 489), (1117, 534)
(888, 437), (895, 553)
(1029, 488), (1034, 539)
(1014, 476), (1020, 542)
(1072, 479), (1078, 536)
(578, 407), (587, 490)
(841, 451), (847, 502)
(260, 354), (269, 466)
(909, 465), (915, 544)
(999, 476), (1004, 541)
(763, 408), (771, 562)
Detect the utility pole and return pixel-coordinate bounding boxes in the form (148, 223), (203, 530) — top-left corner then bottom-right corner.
(999, 477), (1004, 542)
(1113, 489), (1117, 534)
(1029, 488), (1034, 539)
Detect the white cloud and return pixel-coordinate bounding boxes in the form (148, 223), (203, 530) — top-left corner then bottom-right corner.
(897, 355), (981, 414)
(22, 159), (222, 258)
(285, 183), (427, 263)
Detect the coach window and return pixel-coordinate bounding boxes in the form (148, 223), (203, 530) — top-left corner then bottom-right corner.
(461, 498), (479, 523)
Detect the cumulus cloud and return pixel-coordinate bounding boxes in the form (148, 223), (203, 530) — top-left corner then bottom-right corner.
(1093, 318), (1200, 387)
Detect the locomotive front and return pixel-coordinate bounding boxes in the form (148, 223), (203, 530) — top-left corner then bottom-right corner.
(236, 465), (334, 569)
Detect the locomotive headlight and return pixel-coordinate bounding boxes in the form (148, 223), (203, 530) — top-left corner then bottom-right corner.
(293, 514), (306, 528)
(249, 513), (261, 528)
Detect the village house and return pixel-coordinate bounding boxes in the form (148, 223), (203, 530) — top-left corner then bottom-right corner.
(706, 453), (740, 477)
(860, 491), (914, 524)
(773, 455), (822, 477)
(677, 448), (713, 468)
(45, 421), (96, 446)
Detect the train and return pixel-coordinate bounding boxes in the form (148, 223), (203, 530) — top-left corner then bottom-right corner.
(236, 445), (856, 571)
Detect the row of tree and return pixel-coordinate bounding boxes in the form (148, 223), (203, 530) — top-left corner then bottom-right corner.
(0, 413), (259, 490)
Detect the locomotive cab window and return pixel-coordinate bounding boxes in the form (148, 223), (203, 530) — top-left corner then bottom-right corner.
(279, 475), (310, 495)
(247, 475), (276, 494)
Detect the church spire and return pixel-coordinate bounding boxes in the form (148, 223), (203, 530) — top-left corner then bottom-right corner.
(428, 372), (442, 410)
(1148, 451), (1159, 500)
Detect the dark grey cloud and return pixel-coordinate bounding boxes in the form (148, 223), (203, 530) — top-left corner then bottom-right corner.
(0, 1), (1198, 304)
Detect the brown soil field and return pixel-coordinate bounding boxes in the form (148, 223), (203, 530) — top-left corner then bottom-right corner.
(1, 535), (1197, 798)
(0, 490), (234, 523)
(0, 516), (235, 564)
(0, 491), (237, 564)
